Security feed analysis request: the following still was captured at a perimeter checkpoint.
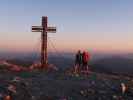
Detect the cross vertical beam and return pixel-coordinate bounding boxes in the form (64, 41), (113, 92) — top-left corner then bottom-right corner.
(41, 16), (48, 69)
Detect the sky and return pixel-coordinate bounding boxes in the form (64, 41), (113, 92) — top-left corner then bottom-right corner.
(0, 0), (133, 53)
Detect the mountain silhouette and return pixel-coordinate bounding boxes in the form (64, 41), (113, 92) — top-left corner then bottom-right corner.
(91, 56), (133, 74)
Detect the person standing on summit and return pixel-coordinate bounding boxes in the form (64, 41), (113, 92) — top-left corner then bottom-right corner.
(74, 50), (82, 73)
(82, 51), (90, 71)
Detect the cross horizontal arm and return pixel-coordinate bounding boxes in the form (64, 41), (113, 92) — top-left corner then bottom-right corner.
(47, 27), (56, 33)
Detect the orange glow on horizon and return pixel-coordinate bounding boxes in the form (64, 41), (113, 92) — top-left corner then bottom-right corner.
(0, 41), (133, 53)
(0, 32), (133, 54)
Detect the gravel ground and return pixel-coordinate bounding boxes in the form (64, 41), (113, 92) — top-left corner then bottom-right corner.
(0, 70), (133, 100)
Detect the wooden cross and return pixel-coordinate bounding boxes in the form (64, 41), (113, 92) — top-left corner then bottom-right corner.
(32, 16), (56, 69)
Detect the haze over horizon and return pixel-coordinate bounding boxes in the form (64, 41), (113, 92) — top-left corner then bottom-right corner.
(0, 0), (133, 54)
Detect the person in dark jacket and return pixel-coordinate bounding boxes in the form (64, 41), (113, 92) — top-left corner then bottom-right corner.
(74, 50), (82, 74)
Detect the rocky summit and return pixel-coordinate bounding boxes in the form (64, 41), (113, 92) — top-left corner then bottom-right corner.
(0, 70), (133, 100)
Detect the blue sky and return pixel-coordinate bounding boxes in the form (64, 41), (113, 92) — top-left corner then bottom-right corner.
(0, 0), (133, 53)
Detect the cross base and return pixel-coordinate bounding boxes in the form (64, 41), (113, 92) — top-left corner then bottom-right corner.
(30, 63), (58, 72)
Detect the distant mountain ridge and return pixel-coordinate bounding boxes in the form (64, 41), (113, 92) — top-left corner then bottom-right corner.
(1, 52), (133, 74)
(91, 56), (133, 74)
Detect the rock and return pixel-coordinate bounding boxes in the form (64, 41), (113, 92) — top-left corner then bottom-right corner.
(121, 83), (127, 94)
